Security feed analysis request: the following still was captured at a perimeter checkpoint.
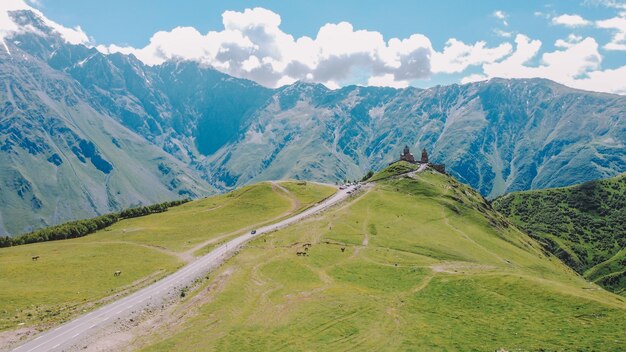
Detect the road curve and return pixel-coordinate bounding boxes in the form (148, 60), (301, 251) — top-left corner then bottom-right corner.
(12, 184), (358, 352)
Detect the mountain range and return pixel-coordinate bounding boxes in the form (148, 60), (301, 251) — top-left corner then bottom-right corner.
(1, 8), (625, 235)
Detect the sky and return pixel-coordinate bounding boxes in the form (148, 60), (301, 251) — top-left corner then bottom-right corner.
(2, 0), (626, 93)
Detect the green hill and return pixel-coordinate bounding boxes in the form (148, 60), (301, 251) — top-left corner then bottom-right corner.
(493, 173), (626, 295)
(136, 168), (626, 351)
(0, 181), (336, 332)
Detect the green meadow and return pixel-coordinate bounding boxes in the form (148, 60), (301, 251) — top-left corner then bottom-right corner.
(141, 170), (626, 351)
(0, 181), (335, 331)
(494, 173), (626, 295)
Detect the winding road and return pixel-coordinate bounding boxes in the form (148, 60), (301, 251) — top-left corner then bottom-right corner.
(12, 185), (358, 352)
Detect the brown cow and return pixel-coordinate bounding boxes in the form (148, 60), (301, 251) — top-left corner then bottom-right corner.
(31, 256), (39, 261)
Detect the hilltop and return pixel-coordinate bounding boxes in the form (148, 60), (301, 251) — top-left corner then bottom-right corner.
(494, 173), (626, 295)
(118, 166), (623, 351)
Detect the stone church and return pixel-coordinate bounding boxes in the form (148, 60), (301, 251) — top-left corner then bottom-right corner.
(397, 145), (446, 173)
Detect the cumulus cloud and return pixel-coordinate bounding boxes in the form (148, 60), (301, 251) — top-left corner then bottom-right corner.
(367, 74), (409, 88)
(431, 39), (512, 73)
(597, 16), (626, 50)
(552, 14), (591, 27)
(0, 0), (89, 45)
(3, 3), (626, 95)
(462, 34), (612, 93)
(97, 7), (508, 89)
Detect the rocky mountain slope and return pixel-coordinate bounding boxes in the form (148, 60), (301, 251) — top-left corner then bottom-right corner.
(1, 8), (625, 235)
(494, 173), (626, 295)
(0, 10), (213, 235)
(211, 79), (626, 196)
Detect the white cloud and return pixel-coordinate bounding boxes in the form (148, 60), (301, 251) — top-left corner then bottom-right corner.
(596, 16), (626, 50)
(494, 29), (513, 38)
(431, 39), (512, 74)
(367, 74), (409, 88)
(463, 34), (625, 93)
(555, 34), (583, 48)
(493, 10), (509, 26)
(571, 65), (626, 94)
(4, 3), (626, 95)
(97, 7), (507, 89)
(0, 0), (89, 45)
(591, 0), (626, 11)
(552, 14), (591, 27)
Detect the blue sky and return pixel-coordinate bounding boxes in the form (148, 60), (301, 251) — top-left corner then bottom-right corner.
(6, 0), (626, 92)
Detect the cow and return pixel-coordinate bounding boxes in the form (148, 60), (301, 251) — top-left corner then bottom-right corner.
(114, 270), (122, 277)
(31, 256), (39, 261)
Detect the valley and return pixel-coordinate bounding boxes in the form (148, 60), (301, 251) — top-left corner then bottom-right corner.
(494, 173), (626, 295)
(1, 7), (625, 235)
(0, 4), (625, 352)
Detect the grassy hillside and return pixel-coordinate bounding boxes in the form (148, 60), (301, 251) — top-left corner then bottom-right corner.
(368, 161), (418, 182)
(0, 181), (335, 332)
(493, 173), (626, 295)
(140, 169), (626, 351)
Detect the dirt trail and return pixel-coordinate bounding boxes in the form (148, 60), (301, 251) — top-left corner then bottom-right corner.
(270, 181), (301, 211)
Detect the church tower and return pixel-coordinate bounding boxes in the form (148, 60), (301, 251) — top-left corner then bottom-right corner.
(399, 145), (415, 163)
(421, 148), (429, 163)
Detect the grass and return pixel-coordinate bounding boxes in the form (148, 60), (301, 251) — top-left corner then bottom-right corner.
(92, 182), (294, 252)
(277, 181), (336, 208)
(0, 241), (180, 331)
(140, 170), (626, 351)
(493, 172), (626, 294)
(368, 161), (418, 182)
(0, 181), (336, 332)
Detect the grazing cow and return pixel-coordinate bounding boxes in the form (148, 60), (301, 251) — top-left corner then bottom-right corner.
(340, 247), (345, 252)
(31, 256), (39, 261)
(114, 270), (122, 277)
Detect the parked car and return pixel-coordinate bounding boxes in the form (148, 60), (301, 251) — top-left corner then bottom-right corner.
(251, 230), (257, 235)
